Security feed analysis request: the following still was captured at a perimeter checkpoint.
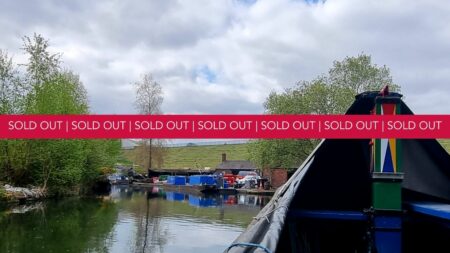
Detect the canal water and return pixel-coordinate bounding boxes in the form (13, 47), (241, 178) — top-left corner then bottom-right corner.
(0, 186), (271, 253)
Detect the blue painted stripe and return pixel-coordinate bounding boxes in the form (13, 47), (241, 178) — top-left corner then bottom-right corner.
(225, 242), (272, 253)
(288, 209), (367, 221)
(383, 143), (394, 172)
(374, 231), (402, 253)
(374, 216), (402, 229)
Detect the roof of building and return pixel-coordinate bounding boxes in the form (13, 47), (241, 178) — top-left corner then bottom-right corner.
(216, 160), (256, 170)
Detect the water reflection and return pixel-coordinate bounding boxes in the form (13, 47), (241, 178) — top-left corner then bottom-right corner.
(107, 186), (270, 253)
(0, 186), (269, 253)
(151, 187), (270, 209)
(0, 198), (118, 253)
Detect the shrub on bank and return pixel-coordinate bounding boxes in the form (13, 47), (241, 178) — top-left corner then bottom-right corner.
(0, 185), (15, 202)
(0, 186), (6, 201)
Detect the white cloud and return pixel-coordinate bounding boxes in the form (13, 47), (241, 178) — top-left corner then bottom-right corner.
(0, 0), (449, 114)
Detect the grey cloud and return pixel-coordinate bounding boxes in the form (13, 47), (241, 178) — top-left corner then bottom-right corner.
(88, 1), (235, 49)
(163, 83), (263, 114)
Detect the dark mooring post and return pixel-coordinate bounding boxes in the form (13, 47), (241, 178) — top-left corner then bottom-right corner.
(371, 88), (403, 253)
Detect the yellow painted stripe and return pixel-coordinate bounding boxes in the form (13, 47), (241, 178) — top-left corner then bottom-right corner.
(389, 138), (397, 172)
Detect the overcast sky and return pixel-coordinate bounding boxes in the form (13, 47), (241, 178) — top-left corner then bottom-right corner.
(0, 0), (449, 114)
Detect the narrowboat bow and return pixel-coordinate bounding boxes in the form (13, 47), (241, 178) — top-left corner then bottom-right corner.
(226, 89), (450, 253)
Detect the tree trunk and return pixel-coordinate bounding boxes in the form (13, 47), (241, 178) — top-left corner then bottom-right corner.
(148, 139), (152, 178)
(1, 141), (12, 181)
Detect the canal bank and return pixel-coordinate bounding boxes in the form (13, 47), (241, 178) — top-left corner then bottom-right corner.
(0, 184), (47, 203)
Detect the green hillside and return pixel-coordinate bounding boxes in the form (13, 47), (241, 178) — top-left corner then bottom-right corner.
(120, 140), (449, 171)
(439, 139), (450, 154)
(122, 144), (251, 169)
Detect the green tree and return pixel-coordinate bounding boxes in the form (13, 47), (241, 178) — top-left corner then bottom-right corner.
(329, 54), (398, 94)
(0, 50), (26, 182)
(0, 50), (23, 114)
(22, 33), (61, 87)
(23, 74), (90, 194)
(22, 60), (118, 195)
(250, 54), (400, 169)
(26, 73), (88, 114)
(0, 34), (121, 196)
(82, 139), (121, 192)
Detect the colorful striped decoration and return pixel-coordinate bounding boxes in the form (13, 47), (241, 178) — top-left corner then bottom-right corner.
(374, 101), (402, 173)
(371, 92), (403, 212)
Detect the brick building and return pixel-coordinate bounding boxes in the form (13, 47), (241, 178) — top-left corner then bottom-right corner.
(262, 168), (289, 188)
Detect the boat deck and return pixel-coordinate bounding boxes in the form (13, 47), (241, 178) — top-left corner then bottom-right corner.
(286, 202), (450, 222)
(406, 202), (450, 221)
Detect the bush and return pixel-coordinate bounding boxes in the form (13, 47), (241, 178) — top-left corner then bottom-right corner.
(99, 167), (115, 176)
(0, 186), (7, 201)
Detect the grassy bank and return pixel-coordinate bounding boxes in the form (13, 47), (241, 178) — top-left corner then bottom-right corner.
(439, 139), (450, 153)
(122, 139), (449, 171)
(122, 143), (251, 169)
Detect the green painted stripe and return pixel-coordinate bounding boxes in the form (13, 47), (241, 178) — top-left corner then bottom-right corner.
(375, 103), (381, 172)
(397, 139), (402, 173)
(372, 182), (402, 211)
(375, 138), (381, 172)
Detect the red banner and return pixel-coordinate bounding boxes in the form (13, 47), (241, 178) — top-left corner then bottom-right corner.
(0, 115), (448, 139)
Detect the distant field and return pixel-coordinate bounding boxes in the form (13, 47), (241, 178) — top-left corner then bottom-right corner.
(121, 143), (251, 169)
(439, 139), (450, 153)
(120, 140), (449, 171)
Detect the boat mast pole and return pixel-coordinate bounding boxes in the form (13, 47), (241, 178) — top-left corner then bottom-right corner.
(370, 85), (403, 253)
